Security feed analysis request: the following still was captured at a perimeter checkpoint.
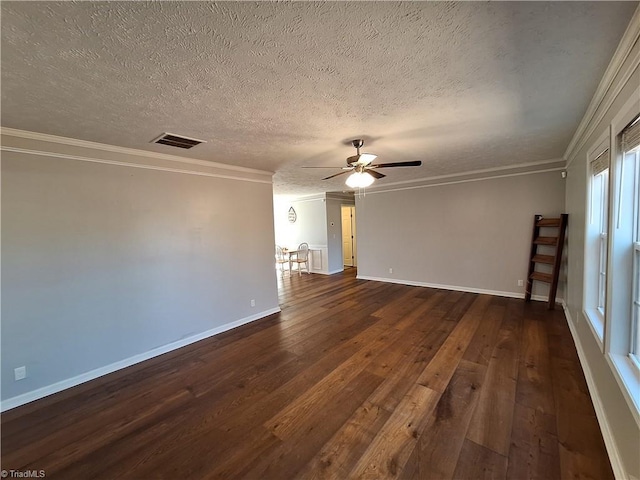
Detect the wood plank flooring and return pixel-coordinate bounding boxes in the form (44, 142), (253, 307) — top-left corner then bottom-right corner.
(1, 269), (613, 479)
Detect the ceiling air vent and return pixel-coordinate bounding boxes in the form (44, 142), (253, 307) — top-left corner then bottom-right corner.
(151, 133), (206, 149)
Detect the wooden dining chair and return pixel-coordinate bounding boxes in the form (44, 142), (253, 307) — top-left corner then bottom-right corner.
(290, 242), (310, 276)
(275, 245), (288, 276)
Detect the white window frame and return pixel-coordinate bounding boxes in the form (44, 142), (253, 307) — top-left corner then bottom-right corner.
(583, 133), (610, 346)
(629, 148), (640, 368)
(597, 175), (609, 314)
(605, 91), (640, 420)
(632, 242), (640, 369)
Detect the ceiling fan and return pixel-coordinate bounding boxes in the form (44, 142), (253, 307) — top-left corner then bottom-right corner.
(304, 139), (422, 188)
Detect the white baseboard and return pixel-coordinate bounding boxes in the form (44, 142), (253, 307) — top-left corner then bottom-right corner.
(290, 268), (344, 276)
(561, 302), (628, 480)
(0, 307), (281, 412)
(317, 268), (345, 275)
(356, 275), (554, 303)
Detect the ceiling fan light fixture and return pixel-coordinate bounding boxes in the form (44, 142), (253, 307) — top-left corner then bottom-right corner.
(346, 171), (375, 188)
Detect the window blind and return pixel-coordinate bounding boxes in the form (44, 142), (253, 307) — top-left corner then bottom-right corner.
(591, 149), (609, 176)
(622, 115), (640, 153)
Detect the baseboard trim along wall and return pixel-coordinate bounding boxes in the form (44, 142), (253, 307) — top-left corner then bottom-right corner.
(561, 302), (628, 480)
(286, 269), (344, 276)
(318, 269), (345, 276)
(356, 275), (551, 302)
(0, 307), (281, 412)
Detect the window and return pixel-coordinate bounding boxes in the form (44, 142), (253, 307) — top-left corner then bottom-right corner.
(595, 167), (609, 313)
(584, 95), (640, 419)
(584, 143), (610, 341)
(623, 117), (640, 367)
(633, 230), (640, 367)
(605, 113), (640, 414)
(632, 181), (640, 366)
(584, 115), (640, 364)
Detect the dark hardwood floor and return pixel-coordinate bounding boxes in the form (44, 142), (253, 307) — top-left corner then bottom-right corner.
(1, 269), (613, 479)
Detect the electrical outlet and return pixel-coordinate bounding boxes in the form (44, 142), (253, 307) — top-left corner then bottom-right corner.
(389, 268), (393, 274)
(14, 366), (26, 381)
(250, 299), (256, 307)
(517, 279), (524, 287)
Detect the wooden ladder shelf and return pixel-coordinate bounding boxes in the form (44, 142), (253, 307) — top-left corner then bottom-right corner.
(525, 214), (568, 310)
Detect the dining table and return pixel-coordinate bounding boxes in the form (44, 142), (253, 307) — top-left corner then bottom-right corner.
(281, 247), (300, 274)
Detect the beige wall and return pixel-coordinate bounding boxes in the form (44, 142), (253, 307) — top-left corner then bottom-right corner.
(356, 170), (566, 299)
(1, 132), (279, 408)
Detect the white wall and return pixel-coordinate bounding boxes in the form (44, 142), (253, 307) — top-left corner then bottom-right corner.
(273, 195), (327, 273)
(274, 195), (327, 249)
(1, 130), (280, 409)
(274, 193), (353, 275)
(356, 170), (566, 299)
(563, 14), (640, 479)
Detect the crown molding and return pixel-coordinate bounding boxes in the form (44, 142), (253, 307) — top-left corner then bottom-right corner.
(278, 191), (355, 203)
(363, 166), (565, 196)
(0, 127), (274, 177)
(564, 5), (640, 165)
(326, 191), (355, 202)
(363, 157), (565, 194)
(288, 193), (327, 203)
(1, 146), (274, 185)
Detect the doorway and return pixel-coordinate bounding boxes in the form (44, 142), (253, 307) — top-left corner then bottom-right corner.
(341, 205), (357, 267)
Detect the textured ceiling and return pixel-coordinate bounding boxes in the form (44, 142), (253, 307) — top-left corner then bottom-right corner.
(1, 1), (636, 195)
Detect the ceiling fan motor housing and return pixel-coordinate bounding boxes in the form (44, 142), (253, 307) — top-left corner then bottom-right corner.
(347, 155), (360, 166)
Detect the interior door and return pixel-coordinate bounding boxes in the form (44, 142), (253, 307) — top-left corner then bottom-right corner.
(342, 206), (356, 267)
(351, 206), (357, 267)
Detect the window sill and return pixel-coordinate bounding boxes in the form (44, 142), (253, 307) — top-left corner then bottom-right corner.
(607, 353), (640, 427)
(583, 307), (605, 351)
